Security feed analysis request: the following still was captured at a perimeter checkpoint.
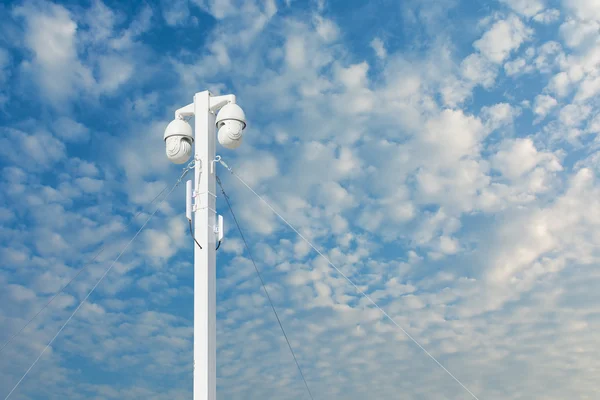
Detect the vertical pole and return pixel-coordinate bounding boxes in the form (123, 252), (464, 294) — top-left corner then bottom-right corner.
(193, 91), (217, 400)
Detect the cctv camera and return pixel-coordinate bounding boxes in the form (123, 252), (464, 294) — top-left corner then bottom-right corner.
(164, 118), (193, 164)
(216, 103), (246, 150)
(217, 120), (245, 149)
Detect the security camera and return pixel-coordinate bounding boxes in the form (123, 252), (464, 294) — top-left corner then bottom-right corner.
(216, 103), (246, 149)
(164, 117), (194, 164)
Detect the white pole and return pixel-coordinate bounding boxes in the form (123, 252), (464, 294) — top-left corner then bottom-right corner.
(193, 90), (217, 400)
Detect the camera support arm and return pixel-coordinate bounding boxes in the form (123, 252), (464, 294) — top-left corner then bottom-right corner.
(175, 94), (237, 119)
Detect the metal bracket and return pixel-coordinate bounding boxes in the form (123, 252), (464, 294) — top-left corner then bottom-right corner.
(211, 155), (221, 174)
(175, 102), (194, 119)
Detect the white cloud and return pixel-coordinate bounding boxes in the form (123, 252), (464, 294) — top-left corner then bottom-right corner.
(192, 0), (237, 19)
(442, 18), (536, 104)
(533, 41), (563, 73)
(562, 0), (600, 21)
(13, 1), (93, 105)
(82, 0), (117, 43)
(416, 158), (490, 214)
(370, 37), (387, 59)
(210, 41), (231, 67)
(586, 114), (600, 134)
(474, 15), (533, 64)
(559, 104), (591, 127)
(0, 128), (66, 170)
(574, 74), (600, 102)
(546, 71), (571, 97)
(500, 0), (545, 18)
(10, 0), (157, 111)
(7, 284), (37, 302)
(34, 227), (71, 256)
(485, 168), (599, 289)
(236, 153), (279, 187)
(6, 1), (600, 399)
(533, 9), (560, 23)
(533, 94), (558, 118)
(97, 55), (134, 93)
(141, 228), (179, 261)
(314, 15), (339, 43)
(75, 177), (105, 193)
(53, 117), (90, 142)
(492, 138), (562, 180)
(161, 0), (191, 26)
(335, 61), (370, 90)
(419, 109), (485, 164)
(481, 102), (521, 131)
(504, 57), (533, 76)
(462, 53), (497, 87)
(440, 77), (472, 106)
(285, 35), (306, 69)
(221, 237), (245, 255)
(559, 19), (600, 48)
(438, 235), (460, 254)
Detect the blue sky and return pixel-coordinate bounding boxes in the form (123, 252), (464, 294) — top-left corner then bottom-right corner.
(2, 0), (600, 398)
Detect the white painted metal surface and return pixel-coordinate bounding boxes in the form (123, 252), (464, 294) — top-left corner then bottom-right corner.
(167, 90), (245, 400)
(193, 91), (217, 400)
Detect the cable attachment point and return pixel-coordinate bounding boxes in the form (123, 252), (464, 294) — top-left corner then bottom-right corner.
(175, 161), (195, 187)
(216, 156), (233, 174)
(211, 155), (221, 174)
(188, 220), (202, 249)
(186, 159), (196, 170)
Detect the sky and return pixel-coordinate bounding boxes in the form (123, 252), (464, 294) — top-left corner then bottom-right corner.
(1, 0), (600, 398)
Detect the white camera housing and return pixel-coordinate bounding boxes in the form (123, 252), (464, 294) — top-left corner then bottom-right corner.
(164, 118), (193, 164)
(216, 103), (246, 149)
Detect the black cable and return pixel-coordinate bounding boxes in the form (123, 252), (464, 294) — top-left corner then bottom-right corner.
(187, 221), (219, 250)
(188, 219), (203, 249)
(216, 175), (315, 400)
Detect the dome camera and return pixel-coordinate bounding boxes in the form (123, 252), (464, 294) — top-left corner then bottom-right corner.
(164, 117), (193, 164)
(216, 103), (246, 150)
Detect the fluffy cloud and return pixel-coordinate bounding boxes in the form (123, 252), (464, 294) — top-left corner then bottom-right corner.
(370, 37), (387, 59)
(474, 15), (532, 64)
(12, 1), (93, 105)
(3, 0), (600, 399)
(532, 9), (560, 24)
(500, 0), (545, 18)
(0, 127), (66, 170)
(491, 138), (562, 180)
(11, 0), (155, 109)
(53, 117), (90, 143)
(563, 0), (600, 21)
(533, 94), (558, 119)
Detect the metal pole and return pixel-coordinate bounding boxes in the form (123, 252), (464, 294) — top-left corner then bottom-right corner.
(193, 91), (217, 400)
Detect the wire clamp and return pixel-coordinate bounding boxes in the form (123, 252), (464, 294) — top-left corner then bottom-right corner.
(216, 155), (233, 174)
(175, 160), (195, 187)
